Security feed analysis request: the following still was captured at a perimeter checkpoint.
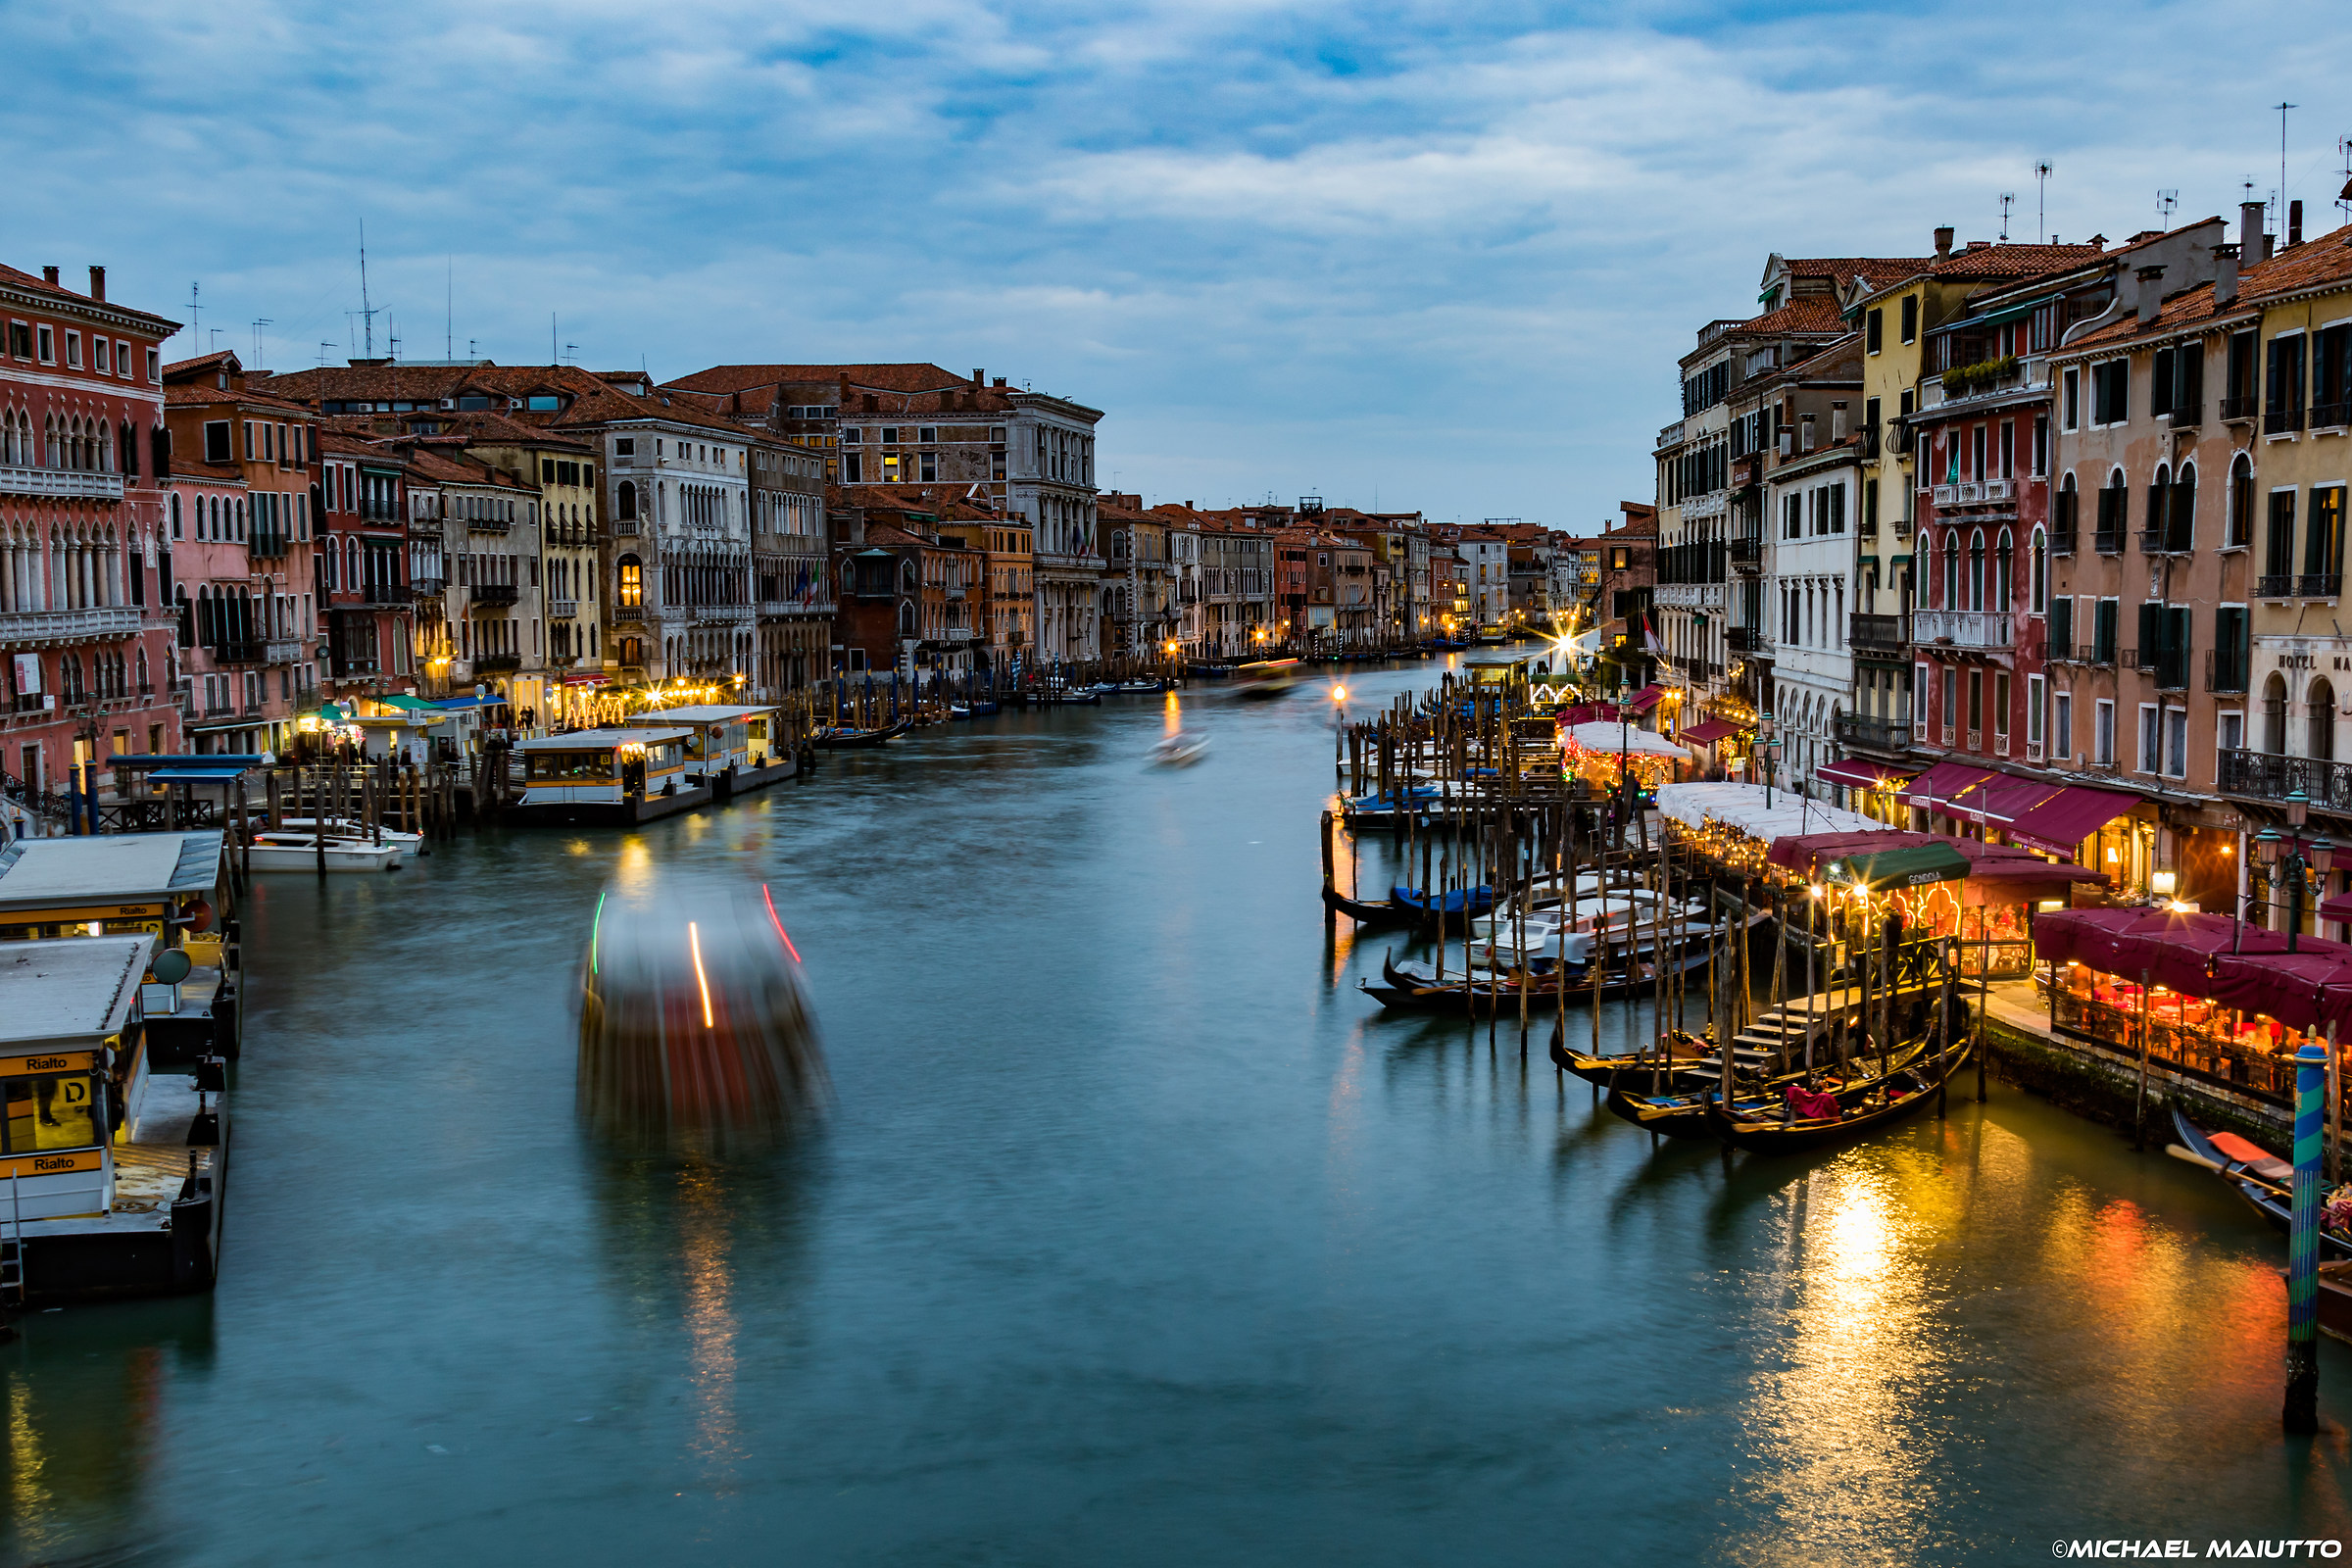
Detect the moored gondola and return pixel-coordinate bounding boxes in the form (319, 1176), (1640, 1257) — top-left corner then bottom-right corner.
(1548, 1028), (1716, 1088)
(1703, 1037), (1971, 1153)
(1321, 885), (1418, 926)
(2169, 1108), (2352, 1256)
(1606, 1033), (1936, 1140)
(810, 718), (913, 749)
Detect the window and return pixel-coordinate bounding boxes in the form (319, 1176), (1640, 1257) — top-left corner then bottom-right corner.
(2219, 710), (2243, 760)
(2063, 368), (2081, 430)
(6, 321), (24, 359)
(2054, 690), (2073, 760)
(2093, 598), (2118, 663)
(2214, 606), (2249, 692)
(2092, 361), (2129, 424)
(1994, 670), (2011, 739)
(526, 395), (561, 411)
(2031, 527), (2046, 612)
(1866, 308), (1883, 354)
(2269, 489), (2298, 578)
(2028, 674), (2045, 747)
(2049, 593), (2073, 655)
(2269, 333), (2308, 431)
(63, 331), (78, 368)
(2033, 412), (2048, 476)
(36, 325), (53, 363)
(2095, 700), (2116, 765)
(1941, 666), (1957, 736)
(616, 555), (643, 608)
(3, 1069), (98, 1153)
(91, 336), (107, 373)
(2313, 485), (2347, 582)
(1900, 295), (1918, 345)
(2164, 707), (2188, 778)
(203, 421), (231, 465)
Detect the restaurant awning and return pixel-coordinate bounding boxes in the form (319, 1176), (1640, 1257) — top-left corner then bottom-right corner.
(1678, 719), (1739, 747)
(2321, 892), (2352, 923)
(1997, 784), (2145, 857)
(1566, 722), (1687, 759)
(1824, 840), (1972, 892)
(1768, 829), (1927, 874)
(1898, 760), (1999, 808)
(1624, 684), (1664, 713)
(1817, 758), (1914, 790)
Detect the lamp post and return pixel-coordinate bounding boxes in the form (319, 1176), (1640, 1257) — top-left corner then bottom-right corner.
(1757, 707), (1778, 811)
(2252, 790), (2334, 954)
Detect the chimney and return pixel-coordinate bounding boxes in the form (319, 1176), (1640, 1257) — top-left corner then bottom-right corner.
(41, 266), (57, 285)
(2214, 242), (2241, 307)
(87, 266), (105, 302)
(837, 371), (851, 403)
(2135, 265), (2167, 324)
(971, 368), (984, 387)
(2243, 201), (2272, 265)
(1934, 226), (1953, 263)
(993, 376), (1005, 388)
(1799, 412), (1817, 453)
(1831, 401), (1848, 443)
(2289, 199), (2304, 249)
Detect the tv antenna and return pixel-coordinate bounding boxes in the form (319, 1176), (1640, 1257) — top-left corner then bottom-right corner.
(250, 318), (271, 369)
(2278, 104), (2298, 217)
(355, 220), (379, 358)
(187, 281), (200, 345)
(2157, 189), (2179, 225)
(2035, 163), (2053, 241)
(2337, 137), (2352, 221)
(318, 341), (333, 368)
(1998, 192), (2015, 241)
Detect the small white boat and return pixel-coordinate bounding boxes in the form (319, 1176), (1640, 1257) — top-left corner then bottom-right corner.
(270, 817), (423, 858)
(241, 832), (403, 872)
(1150, 732), (1211, 767)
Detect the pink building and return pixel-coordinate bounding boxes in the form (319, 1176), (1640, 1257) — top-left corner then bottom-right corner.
(0, 263), (183, 806)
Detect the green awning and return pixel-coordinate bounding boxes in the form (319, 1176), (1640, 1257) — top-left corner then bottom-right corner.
(380, 695), (440, 712)
(1981, 291), (2063, 328)
(1824, 841), (1971, 892)
(317, 702), (349, 724)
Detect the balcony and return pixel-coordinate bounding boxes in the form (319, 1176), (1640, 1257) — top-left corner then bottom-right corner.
(1670, 654), (1720, 685)
(2050, 643), (2117, 667)
(2207, 647), (2250, 694)
(0, 605), (144, 646)
(2220, 749), (2352, 814)
(265, 639), (305, 664)
(1833, 711), (1910, 755)
(469, 583), (519, 608)
(2093, 528), (2125, 555)
(412, 577), (446, 600)
(212, 641), (266, 665)
(548, 597), (578, 619)
(2221, 394), (2259, 424)
(1982, 478), (2014, 503)
(249, 529), (290, 561)
(1726, 625), (1769, 653)
(1730, 536), (1762, 573)
(2048, 526), (2076, 557)
(474, 653), (522, 674)
(1850, 612), (1907, 655)
(358, 583), (409, 608)
(2316, 402), (2352, 432)
(1912, 609), (2012, 650)
(0, 465), (123, 503)
(2169, 404), (2203, 429)
(2267, 407), (2306, 436)
(2255, 573), (2344, 600)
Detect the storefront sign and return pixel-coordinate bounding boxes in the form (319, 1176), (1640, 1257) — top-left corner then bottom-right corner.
(0, 1148), (104, 1179)
(13, 905), (162, 925)
(0, 1052), (97, 1077)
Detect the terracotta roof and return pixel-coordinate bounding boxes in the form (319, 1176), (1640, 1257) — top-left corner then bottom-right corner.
(0, 265), (180, 331)
(166, 460), (245, 484)
(1926, 242), (2107, 280)
(162, 381), (314, 416)
(163, 350), (240, 379)
(667, 363), (987, 398)
(262, 362), (756, 440)
(1730, 296), (1850, 336)
(2064, 221), (2352, 351)
(1785, 258), (1933, 287)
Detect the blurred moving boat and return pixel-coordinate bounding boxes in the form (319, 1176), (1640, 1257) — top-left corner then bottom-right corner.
(241, 832), (401, 872)
(1230, 659), (1302, 700)
(1150, 732), (1210, 767)
(811, 719), (911, 749)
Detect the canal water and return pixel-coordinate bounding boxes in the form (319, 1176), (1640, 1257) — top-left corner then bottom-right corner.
(5, 659), (2349, 1564)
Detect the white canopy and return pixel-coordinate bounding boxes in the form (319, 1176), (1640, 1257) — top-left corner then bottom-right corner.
(1566, 722), (1687, 759)
(1655, 781), (1893, 841)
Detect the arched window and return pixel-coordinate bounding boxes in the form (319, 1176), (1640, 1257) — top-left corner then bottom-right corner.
(2148, 462), (2171, 545)
(2101, 466), (2127, 545)
(2315, 677), (2339, 761)
(2230, 454), (2255, 549)
(1968, 529), (1987, 612)
(1941, 532), (1960, 610)
(2171, 461), (2197, 552)
(170, 493), (182, 539)
(898, 601), (916, 636)
(901, 559), (917, 591)
(2030, 526), (2047, 613)
(2267, 671), (2292, 753)
(1994, 527), (2013, 609)
(616, 554), (643, 608)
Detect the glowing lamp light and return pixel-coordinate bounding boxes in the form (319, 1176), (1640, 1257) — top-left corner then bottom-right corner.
(2316, 836), (2338, 874)
(2149, 868), (2178, 900)
(1332, 685), (1348, 702)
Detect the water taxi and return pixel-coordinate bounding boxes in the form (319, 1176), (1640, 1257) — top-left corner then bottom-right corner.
(648, 705), (793, 796)
(240, 832), (404, 872)
(1229, 659), (1302, 700)
(511, 727), (704, 825)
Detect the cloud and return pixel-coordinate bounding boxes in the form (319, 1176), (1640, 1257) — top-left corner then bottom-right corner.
(6, 0), (2349, 519)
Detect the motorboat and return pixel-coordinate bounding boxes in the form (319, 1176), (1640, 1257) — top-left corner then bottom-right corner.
(270, 816), (423, 858)
(241, 832), (402, 872)
(1149, 732), (1211, 767)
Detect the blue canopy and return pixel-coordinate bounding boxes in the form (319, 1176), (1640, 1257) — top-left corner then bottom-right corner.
(433, 694), (509, 711)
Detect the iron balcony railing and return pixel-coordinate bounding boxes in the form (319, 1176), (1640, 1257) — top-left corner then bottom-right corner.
(1850, 612), (1907, 654)
(1726, 626), (1768, 652)
(475, 653), (522, 673)
(2267, 407), (2306, 436)
(2220, 748), (2352, 812)
(2315, 402), (2352, 431)
(1913, 609), (2013, 649)
(2221, 393), (2259, 422)
(2207, 647), (2250, 693)
(469, 583), (519, 608)
(1730, 536), (1762, 572)
(2255, 573), (2342, 600)
(2048, 525), (2076, 557)
(212, 640), (267, 665)
(1832, 711), (1910, 754)
(2169, 405), (2202, 429)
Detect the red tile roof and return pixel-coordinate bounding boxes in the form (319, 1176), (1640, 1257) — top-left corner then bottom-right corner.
(2063, 221), (2352, 351)
(1926, 241), (2107, 280)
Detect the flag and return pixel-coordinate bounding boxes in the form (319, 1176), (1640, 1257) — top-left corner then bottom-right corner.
(1642, 610), (1663, 657)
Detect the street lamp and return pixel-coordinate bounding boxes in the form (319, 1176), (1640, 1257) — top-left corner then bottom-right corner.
(2251, 789), (2334, 953)
(1757, 707), (1778, 810)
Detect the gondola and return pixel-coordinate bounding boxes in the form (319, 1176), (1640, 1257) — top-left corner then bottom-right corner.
(1388, 882), (1495, 929)
(1547, 1029), (1717, 1088)
(1321, 885), (1419, 926)
(2170, 1108), (2352, 1256)
(810, 719), (912, 750)
(1607, 1034), (1935, 1140)
(1703, 1036), (1971, 1154)
(1365, 944), (1709, 1016)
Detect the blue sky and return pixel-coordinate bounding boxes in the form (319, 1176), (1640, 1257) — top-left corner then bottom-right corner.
(9, 0), (2349, 526)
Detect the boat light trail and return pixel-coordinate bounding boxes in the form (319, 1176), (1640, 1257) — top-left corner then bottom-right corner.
(761, 884), (802, 962)
(590, 891), (606, 976)
(688, 920), (714, 1027)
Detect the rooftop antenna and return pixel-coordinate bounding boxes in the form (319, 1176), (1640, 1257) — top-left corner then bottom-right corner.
(209, 328), (221, 354)
(445, 257), (453, 361)
(2339, 136), (2352, 222)
(551, 313), (558, 366)
(468, 338), (477, 359)
(1998, 192), (2015, 241)
(2157, 189), (2179, 225)
(564, 342), (579, 366)
(187, 281), (200, 346)
(2279, 103), (2298, 221)
(356, 220), (378, 359)
(250, 318), (271, 369)
(318, 341), (333, 368)
(2035, 162), (2053, 242)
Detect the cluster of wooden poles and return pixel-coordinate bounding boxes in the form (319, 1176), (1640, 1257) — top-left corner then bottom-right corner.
(226, 759), (464, 885)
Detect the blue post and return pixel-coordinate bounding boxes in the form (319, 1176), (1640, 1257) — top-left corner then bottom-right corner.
(2287, 1038), (2328, 1432)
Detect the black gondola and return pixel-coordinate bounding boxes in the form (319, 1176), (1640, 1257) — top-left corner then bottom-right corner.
(2170, 1107), (2352, 1256)
(810, 719), (913, 750)
(1547, 1028), (1717, 1089)
(1607, 1033), (1935, 1140)
(1703, 1037), (1971, 1153)
(1364, 944), (1709, 1016)
(1321, 885), (1418, 926)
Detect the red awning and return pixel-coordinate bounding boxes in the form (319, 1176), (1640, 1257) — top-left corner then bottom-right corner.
(2034, 906), (2301, 996)
(1678, 719), (1739, 746)
(2322, 892), (2352, 922)
(1817, 758), (1915, 790)
(1898, 760), (1999, 808)
(1624, 684), (1665, 713)
(1999, 784), (2145, 857)
(1767, 829), (1918, 873)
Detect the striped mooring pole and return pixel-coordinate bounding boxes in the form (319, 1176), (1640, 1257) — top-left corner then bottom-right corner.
(2287, 1039), (2328, 1434)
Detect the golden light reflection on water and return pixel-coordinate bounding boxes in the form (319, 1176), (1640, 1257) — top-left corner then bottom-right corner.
(8, 1376), (50, 1552)
(675, 1164), (744, 1481)
(1163, 692), (1183, 734)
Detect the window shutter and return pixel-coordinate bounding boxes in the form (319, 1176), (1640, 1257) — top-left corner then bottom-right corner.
(2180, 344), (2203, 414)
(2152, 349), (2175, 416)
(2049, 595), (2073, 655)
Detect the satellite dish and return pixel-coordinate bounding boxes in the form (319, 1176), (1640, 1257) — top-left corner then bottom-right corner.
(152, 948), (193, 984)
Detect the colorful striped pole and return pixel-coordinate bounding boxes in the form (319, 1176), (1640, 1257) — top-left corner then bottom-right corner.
(2287, 1038), (2328, 1434)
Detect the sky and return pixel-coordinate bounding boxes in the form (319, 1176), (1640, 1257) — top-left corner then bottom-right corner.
(8, 0), (2350, 528)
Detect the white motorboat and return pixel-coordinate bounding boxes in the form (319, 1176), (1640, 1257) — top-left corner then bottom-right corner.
(1150, 732), (1211, 767)
(270, 817), (422, 859)
(241, 832), (403, 872)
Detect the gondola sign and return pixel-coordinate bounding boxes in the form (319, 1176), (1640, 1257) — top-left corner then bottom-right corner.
(1823, 843), (1971, 893)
